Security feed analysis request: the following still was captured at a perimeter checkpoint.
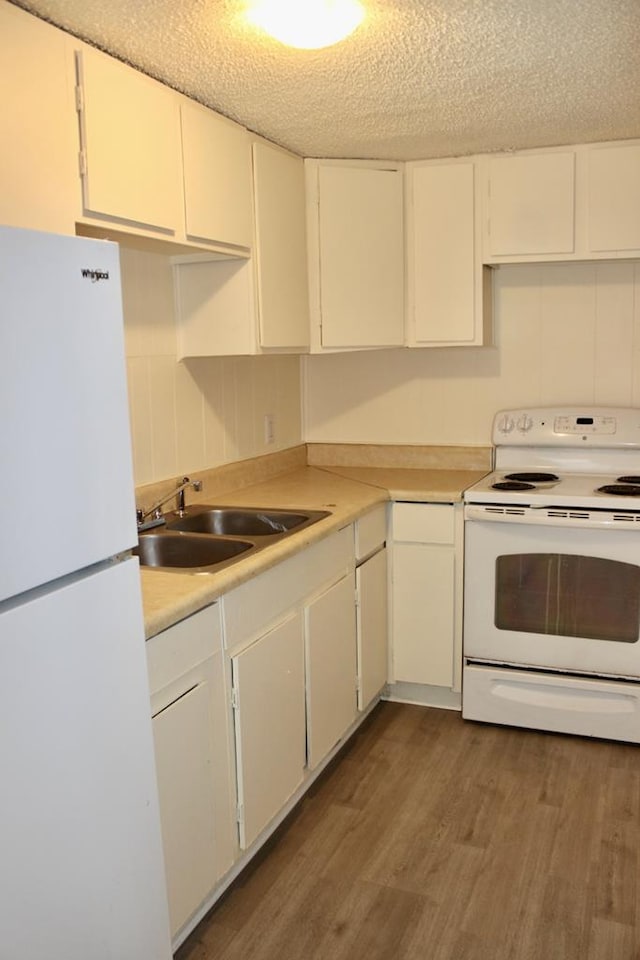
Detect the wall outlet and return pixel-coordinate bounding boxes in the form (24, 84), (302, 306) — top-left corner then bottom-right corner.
(264, 413), (275, 445)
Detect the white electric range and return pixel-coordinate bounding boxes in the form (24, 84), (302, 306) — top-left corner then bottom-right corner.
(462, 406), (640, 743)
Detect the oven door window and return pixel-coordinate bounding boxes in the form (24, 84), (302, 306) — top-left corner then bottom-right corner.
(495, 553), (640, 643)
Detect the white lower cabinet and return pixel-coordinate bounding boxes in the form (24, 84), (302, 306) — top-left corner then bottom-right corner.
(146, 604), (236, 940)
(354, 504), (389, 710)
(231, 611), (306, 849)
(146, 520), (389, 947)
(356, 546), (389, 709)
(389, 503), (462, 706)
(305, 575), (358, 769)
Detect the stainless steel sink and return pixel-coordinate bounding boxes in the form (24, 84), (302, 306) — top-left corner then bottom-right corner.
(134, 533), (254, 571)
(137, 505), (331, 574)
(165, 505), (330, 538)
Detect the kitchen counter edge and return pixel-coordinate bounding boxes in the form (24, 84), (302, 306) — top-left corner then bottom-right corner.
(140, 464), (486, 639)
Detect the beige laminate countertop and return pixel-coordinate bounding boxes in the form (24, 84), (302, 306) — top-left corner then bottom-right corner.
(140, 464), (488, 639)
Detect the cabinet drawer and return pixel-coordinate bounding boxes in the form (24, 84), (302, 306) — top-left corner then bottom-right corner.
(392, 503), (454, 544)
(223, 526), (354, 653)
(146, 604), (222, 696)
(355, 504), (387, 561)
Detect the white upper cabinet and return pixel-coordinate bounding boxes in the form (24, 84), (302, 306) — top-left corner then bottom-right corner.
(407, 159), (491, 347)
(482, 140), (640, 263)
(181, 101), (253, 249)
(306, 161), (405, 351)
(252, 141), (310, 350)
(485, 151), (576, 259)
(0, 3), (77, 235)
(76, 47), (182, 234)
(175, 140), (312, 356)
(586, 142), (640, 255)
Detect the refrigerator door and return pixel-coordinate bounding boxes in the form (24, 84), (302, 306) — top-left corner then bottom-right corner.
(0, 558), (172, 960)
(0, 226), (137, 602)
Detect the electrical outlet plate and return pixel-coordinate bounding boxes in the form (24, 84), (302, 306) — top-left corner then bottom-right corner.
(264, 413), (275, 444)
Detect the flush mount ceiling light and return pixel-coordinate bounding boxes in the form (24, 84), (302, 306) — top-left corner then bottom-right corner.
(246, 0), (365, 50)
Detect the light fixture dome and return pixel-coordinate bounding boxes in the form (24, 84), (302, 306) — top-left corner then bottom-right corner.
(247, 0), (364, 50)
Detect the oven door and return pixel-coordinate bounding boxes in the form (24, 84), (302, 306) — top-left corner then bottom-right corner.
(464, 516), (640, 678)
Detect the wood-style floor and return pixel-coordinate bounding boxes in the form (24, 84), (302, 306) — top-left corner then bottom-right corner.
(176, 702), (640, 960)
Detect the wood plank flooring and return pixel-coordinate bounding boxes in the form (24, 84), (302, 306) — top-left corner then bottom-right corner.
(176, 703), (640, 960)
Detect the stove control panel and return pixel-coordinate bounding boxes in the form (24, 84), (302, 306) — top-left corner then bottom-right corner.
(493, 406), (640, 447)
(554, 415), (616, 435)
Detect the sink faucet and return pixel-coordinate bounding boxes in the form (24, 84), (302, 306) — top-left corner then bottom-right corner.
(137, 476), (203, 529)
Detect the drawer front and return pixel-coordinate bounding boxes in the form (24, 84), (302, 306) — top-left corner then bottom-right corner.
(146, 603), (222, 695)
(392, 503), (454, 544)
(355, 504), (387, 561)
(223, 526), (354, 653)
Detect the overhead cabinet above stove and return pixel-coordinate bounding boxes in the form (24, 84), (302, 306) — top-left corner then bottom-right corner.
(482, 141), (640, 263)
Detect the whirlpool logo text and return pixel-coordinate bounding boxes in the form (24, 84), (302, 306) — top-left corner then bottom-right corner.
(81, 268), (110, 282)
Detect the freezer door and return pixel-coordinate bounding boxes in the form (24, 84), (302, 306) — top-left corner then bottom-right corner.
(0, 558), (172, 960)
(0, 226), (137, 601)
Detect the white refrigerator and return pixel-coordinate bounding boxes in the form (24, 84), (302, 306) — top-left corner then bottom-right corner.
(0, 226), (172, 959)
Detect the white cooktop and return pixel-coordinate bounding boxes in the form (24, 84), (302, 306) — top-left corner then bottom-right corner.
(465, 407), (640, 510)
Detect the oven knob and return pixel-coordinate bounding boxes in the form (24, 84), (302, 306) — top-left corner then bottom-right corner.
(497, 414), (515, 434)
(517, 413), (533, 433)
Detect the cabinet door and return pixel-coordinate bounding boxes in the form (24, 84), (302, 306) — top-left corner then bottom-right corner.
(587, 143), (640, 253)
(181, 101), (253, 248)
(174, 258), (257, 358)
(232, 612), (306, 849)
(356, 547), (388, 710)
(486, 152), (575, 257)
(253, 141), (310, 349)
(305, 575), (358, 769)
(152, 682), (220, 937)
(314, 164), (405, 348)
(76, 47), (181, 232)
(0, 4), (77, 234)
(391, 541), (455, 687)
(409, 161), (490, 345)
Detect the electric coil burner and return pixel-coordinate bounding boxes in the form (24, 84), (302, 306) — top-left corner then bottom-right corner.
(462, 405), (640, 745)
(597, 484), (640, 496)
(504, 472), (559, 482)
(491, 480), (534, 491)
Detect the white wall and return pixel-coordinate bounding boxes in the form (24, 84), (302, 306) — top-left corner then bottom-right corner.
(304, 260), (640, 446)
(120, 247), (302, 485)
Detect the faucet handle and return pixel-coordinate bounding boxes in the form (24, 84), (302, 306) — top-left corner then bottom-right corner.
(176, 476), (202, 516)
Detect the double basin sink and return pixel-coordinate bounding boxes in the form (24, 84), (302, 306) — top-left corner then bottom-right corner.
(135, 505), (331, 573)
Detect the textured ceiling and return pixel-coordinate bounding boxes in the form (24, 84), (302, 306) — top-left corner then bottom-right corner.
(10, 0), (640, 161)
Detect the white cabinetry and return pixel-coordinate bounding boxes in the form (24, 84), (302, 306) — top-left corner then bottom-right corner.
(586, 142), (640, 255)
(306, 161), (405, 350)
(485, 151), (576, 259)
(143, 517), (387, 945)
(223, 526), (355, 845)
(174, 141), (310, 356)
(231, 612), (306, 849)
(76, 47), (182, 235)
(181, 100), (253, 249)
(252, 140), (310, 350)
(305, 575), (357, 769)
(74, 40), (256, 257)
(0, 3), (77, 235)
(354, 505), (388, 710)
(389, 503), (463, 708)
(146, 604), (236, 940)
(407, 159), (491, 347)
(482, 140), (640, 263)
